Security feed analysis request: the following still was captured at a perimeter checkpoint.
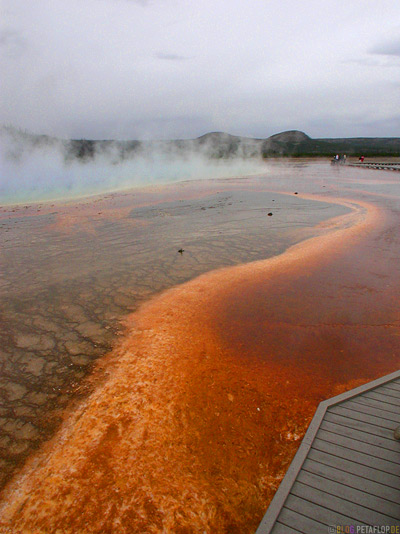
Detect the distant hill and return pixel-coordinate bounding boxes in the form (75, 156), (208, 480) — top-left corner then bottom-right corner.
(261, 130), (311, 157)
(2, 125), (399, 160)
(261, 130), (400, 157)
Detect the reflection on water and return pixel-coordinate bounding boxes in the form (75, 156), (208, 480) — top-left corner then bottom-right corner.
(1, 161), (400, 533)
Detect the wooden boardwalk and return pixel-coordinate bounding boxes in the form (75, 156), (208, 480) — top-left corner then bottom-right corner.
(349, 162), (400, 171)
(256, 370), (400, 533)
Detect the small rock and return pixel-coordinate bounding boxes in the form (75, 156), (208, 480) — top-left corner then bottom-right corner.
(394, 426), (400, 441)
(268, 213), (273, 216)
(178, 249), (184, 254)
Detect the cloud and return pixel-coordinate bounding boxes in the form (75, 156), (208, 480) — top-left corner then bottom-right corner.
(114, 0), (150, 4)
(355, 114), (400, 135)
(370, 38), (400, 57)
(342, 56), (399, 68)
(0, 28), (27, 57)
(155, 52), (193, 61)
(1, 0), (400, 139)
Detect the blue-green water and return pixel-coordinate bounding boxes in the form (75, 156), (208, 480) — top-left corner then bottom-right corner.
(0, 128), (267, 204)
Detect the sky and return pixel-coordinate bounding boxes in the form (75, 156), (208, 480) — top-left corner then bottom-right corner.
(1, 0), (400, 140)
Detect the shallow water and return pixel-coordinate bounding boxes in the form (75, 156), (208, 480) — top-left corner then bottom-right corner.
(0, 167), (350, 489)
(1, 161), (400, 533)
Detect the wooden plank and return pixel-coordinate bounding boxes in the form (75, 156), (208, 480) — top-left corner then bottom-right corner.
(384, 377), (400, 385)
(297, 468), (400, 518)
(328, 404), (399, 430)
(379, 385), (400, 399)
(273, 507), (326, 534)
(363, 390), (400, 407)
(351, 396), (400, 416)
(284, 493), (367, 528)
(320, 420), (398, 452)
(307, 448), (400, 490)
(372, 385), (400, 399)
(324, 411), (397, 441)
(312, 438), (400, 476)
(303, 457), (400, 502)
(383, 382), (400, 393)
(291, 481), (399, 525)
(270, 522), (302, 534)
(342, 399), (400, 423)
(317, 428), (400, 463)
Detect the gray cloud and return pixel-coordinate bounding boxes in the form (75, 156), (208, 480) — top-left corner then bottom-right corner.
(1, 0), (400, 140)
(0, 28), (27, 57)
(342, 56), (399, 67)
(370, 39), (400, 57)
(355, 114), (400, 135)
(155, 52), (193, 61)
(114, 0), (150, 4)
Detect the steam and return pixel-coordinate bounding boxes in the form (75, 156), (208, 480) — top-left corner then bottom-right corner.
(0, 126), (267, 204)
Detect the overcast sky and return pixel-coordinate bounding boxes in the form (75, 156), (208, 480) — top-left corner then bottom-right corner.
(1, 0), (399, 140)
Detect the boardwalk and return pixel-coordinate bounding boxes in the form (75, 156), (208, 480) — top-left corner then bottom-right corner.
(256, 370), (400, 533)
(349, 162), (400, 171)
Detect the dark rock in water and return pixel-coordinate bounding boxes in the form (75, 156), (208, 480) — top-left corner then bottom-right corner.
(394, 426), (400, 441)
(178, 249), (184, 254)
(294, 192), (298, 195)
(268, 213), (273, 216)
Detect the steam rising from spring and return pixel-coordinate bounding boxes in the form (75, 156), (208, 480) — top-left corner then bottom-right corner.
(0, 126), (267, 204)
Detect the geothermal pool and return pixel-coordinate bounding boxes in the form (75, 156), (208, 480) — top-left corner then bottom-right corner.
(1, 161), (400, 533)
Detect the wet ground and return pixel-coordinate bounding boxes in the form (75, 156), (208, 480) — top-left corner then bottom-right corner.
(1, 161), (400, 533)
(0, 166), (349, 489)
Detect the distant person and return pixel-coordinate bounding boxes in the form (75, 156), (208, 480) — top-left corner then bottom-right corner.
(343, 154), (347, 163)
(359, 155), (365, 163)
